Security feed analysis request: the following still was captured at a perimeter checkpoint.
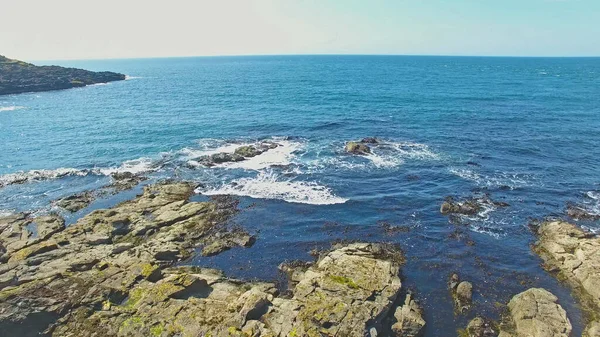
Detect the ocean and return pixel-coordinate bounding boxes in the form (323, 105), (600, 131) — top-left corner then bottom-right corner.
(1, 55), (599, 335)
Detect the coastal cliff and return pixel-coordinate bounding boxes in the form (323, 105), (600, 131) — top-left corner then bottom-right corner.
(0, 55), (125, 95)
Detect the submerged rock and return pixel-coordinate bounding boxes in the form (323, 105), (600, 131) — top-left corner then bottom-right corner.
(566, 202), (600, 220)
(440, 195), (509, 216)
(499, 288), (572, 337)
(532, 221), (600, 333)
(345, 141), (371, 155)
(54, 191), (95, 212)
(361, 137), (380, 144)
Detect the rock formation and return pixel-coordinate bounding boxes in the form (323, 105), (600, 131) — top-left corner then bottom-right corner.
(0, 55), (126, 95)
(533, 221), (600, 335)
(0, 182), (425, 336)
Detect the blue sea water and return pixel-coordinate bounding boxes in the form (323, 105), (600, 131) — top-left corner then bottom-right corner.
(1, 55), (599, 335)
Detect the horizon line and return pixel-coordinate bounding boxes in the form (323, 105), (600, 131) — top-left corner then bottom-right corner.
(30, 52), (600, 63)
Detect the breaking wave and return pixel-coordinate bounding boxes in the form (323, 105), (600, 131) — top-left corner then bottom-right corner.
(0, 106), (25, 112)
(197, 170), (348, 205)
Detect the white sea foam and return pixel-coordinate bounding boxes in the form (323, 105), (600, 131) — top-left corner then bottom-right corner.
(449, 168), (533, 189)
(0, 106), (25, 112)
(0, 168), (91, 188)
(224, 140), (303, 170)
(98, 157), (156, 175)
(125, 76), (142, 80)
(0, 157), (158, 189)
(0, 210), (13, 217)
(182, 139), (304, 171)
(197, 170), (348, 205)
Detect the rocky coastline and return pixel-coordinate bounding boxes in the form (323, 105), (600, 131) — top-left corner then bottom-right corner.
(0, 140), (598, 336)
(0, 55), (125, 96)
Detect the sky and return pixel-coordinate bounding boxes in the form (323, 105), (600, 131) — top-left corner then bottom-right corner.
(1, 0), (599, 60)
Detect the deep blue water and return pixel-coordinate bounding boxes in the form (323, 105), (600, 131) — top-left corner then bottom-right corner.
(1, 55), (599, 336)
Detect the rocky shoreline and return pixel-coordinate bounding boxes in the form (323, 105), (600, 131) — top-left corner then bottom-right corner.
(0, 177), (597, 336)
(0, 55), (125, 96)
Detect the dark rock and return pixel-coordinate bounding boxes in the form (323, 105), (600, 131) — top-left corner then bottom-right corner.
(440, 197), (481, 215)
(566, 202), (600, 220)
(55, 192), (94, 212)
(0, 55), (126, 96)
(360, 137), (379, 144)
(234, 145), (263, 158)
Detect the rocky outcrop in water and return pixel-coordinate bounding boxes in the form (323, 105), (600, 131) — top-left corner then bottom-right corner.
(532, 221), (600, 334)
(440, 195), (509, 216)
(0, 55), (126, 95)
(0, 181), (426, 337)
(449, 273), (473, 313)
(195, 142), (280, 167)
(566, 203), (600, 221)
(499, 288), (572, 337)
(463, 288), (571, 337)
(345, 141), (371, 155)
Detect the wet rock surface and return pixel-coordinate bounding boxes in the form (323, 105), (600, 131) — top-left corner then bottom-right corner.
(532, 221), (600, 334)
(566, 203), (600, 220)
(195, 142), (280, 166)
(0, 55), (126, 95)
(440, 195), (509, 216)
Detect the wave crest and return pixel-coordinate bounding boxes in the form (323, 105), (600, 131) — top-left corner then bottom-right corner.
(197, 170), (348, 205)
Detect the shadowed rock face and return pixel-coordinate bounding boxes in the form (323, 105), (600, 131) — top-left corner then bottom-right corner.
(532, 221), (600, 335)
(0, 55), (125, 95)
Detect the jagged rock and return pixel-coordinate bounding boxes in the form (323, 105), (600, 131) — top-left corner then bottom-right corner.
(440, 195), (509, 216)
(441, 197), (481, 215)
(54, 192), (94, 212)
(465, 317), (497, 337)
(392, 292), (426, 337)
(533, 221), (600, 334)
(201, 228), (256, 256)
(0, 55), (125, 96)
(499, 288), (571, 337)
(0, 182), (419, 337)
(345, 141), (371, 155)
(234, 145), (263, 158)
(108, 172), (147, 192)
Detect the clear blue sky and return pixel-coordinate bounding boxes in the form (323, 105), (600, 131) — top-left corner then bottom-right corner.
(1, 0), (599, 60)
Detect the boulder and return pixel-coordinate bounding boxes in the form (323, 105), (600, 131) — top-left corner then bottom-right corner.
(234, 145), (263, 158)
(499, 288), (572, 337)
(345, 141), (371, 155)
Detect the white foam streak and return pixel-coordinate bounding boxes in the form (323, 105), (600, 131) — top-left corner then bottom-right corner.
(0, 106), (25, 112)
(198, 170), (347, 205)
(449, 168), (532, 189)
(0, 168), (90, 188)
(98, 157), (156, 175)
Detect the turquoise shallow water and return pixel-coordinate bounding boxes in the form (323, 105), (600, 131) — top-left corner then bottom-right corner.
(1, 55), (599, 335)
